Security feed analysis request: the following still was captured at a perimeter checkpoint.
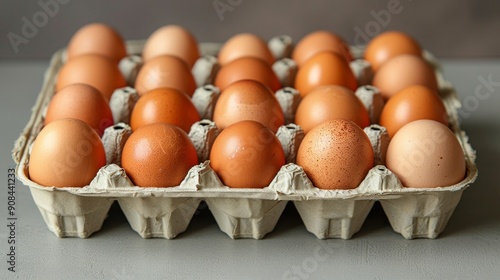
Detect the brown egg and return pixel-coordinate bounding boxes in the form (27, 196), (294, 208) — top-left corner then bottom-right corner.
(296, 119), (374, 189)
(134, 55), (197, 96)
(121, 123), (199, 187)
(213, 80), (284, 133)
(380, 85), (449, 138)
(45, 84), (113, 137)
(218, 33), (275, 65)
(210, 120), (285, 188)
(142, 25), (200, 68)
(67, 23), (127, 63)
(295, 85), (370, 133)
(29, 118), (106, 187)
(364, 31), (422, 71)
(294, 51), (357, 96)
(386, 120), (465, 188)
(130, 87), (200, 133)
(292, 30), (352, 66)
(372, 54), (438, 99)
(214, 57), (282, 92)
(56, 54), (127, 102)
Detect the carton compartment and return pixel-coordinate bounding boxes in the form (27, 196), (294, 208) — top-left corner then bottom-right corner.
(205, 198), (288, 239)
(30, 187), (114, 238)
(380, 190), (464, 239)
(294, 199), (375, 239)
(117, 197), (201, 239)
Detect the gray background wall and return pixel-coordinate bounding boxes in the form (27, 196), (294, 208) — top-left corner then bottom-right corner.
(1, 0), (499, 59)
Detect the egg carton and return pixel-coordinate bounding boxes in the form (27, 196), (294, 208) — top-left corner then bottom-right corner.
(12, 38), (477, 240)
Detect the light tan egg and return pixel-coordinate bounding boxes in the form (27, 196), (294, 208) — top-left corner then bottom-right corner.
(218, 33), (275, 65)
(142, 25), (200, 68)
(372, 54), (438, 99)
(29, 118), (106, 187)
(45, 84), (113, 136)
(386, 120), (466, 188)
(56, 54), (127, 102)
(134, 55), (197, 96)
(67, 23), (127, 63)
(292, 30), (352, 66)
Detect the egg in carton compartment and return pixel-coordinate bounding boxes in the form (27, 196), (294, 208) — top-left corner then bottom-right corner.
(12, 38), (477, 240)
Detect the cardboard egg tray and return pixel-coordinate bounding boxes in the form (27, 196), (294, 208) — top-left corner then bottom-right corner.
(12, 38), (477, 240)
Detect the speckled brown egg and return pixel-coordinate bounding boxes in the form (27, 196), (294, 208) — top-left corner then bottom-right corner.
(29, 118), (106, 187)
(210, 120), (285, 188)
(134, 55), (197, 97)
(295, 85), (370, 133)
(130, 87), (200, 133)
(142, 25), (200, 68)
(218, 33), (275, 65)
(386, 120), (465, 188)
(45, 84), (113, 137)
(372, 54), (438, 99)
(292, 30), (352, 66)
(67, 23), (127, 63)
(294, 51), (357, 96)
(214, 57), (282, 92)
(296, 119), (374, 190)
(213, 80), (284, 133)
(380, 85), (449, 138)
(121, 123), (199, 187)
(364, 31), (422, 71)
(56, 54), (127, 102)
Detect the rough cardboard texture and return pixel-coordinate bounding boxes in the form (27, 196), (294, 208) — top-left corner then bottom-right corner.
(109, 87), (139, 124)
(119, 55), (143, 86)
(350, 59), (373, 86)
(192, 55), (219, 87)
(101, 123), (132, 165)
(273, 58), (297, 88)
(275, 87), (301, 124)
(12, 41), (478, 240)
(268, 35), (293, 60)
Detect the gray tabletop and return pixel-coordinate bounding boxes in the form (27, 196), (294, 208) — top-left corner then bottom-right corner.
(0, 59), (499, 280)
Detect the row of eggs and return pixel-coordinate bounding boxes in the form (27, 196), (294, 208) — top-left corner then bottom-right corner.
(28, 23), (466, 192)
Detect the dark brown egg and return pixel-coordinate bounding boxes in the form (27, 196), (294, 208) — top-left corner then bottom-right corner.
(214, 57), (282, 92)
(210, 120), (285, 188)
(121, 123), (199, 187)
(294, 52), (357, 97)
(130, 87), (200, 133)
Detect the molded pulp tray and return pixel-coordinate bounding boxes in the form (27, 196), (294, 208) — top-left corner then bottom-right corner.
(12, 39), (478, 240)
